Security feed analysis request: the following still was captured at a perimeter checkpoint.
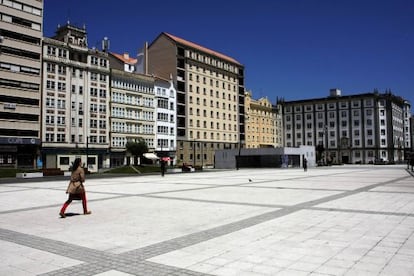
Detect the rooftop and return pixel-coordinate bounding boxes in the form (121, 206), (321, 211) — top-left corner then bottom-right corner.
(111, 52), (137, 65)
(163, 32), (242, 66)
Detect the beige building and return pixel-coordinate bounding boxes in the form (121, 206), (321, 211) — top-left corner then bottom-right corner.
(245, 91), (283, 148)
(0, 0), (43, 168)
(42, 24), (110, 171)
(148, 32), (245, 167)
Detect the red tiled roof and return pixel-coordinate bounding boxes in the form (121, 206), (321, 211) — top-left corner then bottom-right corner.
(111, 52), (137, 64)
(163, 32), (242, 66)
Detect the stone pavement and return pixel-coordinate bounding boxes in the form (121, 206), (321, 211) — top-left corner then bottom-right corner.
(0, 165), (413, 276)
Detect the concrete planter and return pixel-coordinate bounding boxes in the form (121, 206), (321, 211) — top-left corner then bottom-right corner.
(16, 172), (43, 179)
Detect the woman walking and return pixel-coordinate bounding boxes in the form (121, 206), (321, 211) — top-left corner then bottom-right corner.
(59, 158), (91, 218)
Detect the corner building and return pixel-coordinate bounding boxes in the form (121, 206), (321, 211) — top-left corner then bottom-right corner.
(0, 0), (43, 168)
(280, 89), (411, 164)
(42, 24), (110, 171)
(108, 52), (156, 166)
(245, 91), (283, 148)
(148, 33), (245, 167)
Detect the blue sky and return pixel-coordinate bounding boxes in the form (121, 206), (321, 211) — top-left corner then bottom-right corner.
(44, 0), (414, 110)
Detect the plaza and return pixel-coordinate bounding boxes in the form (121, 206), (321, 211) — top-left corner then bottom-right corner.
(0, 165), (413, 276)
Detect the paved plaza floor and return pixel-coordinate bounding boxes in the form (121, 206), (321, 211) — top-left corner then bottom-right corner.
(0, 165), (413, 276)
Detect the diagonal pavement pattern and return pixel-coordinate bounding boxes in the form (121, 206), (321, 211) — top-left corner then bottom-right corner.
(0, 165), (413, 275)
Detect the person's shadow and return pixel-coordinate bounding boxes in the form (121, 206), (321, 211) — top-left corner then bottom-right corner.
(60, 212), (81, 218)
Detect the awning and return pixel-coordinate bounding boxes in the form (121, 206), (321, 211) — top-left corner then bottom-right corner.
(143, 153), (159, 160)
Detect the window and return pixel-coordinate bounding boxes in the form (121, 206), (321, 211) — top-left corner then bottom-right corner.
(57, 134), (65, 142)
(60, 157), (70, 165)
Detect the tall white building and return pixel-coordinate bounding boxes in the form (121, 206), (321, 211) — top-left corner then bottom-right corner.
(109, 67), (155, 166)
(109, 51), (177, 165)
(154, 77), (177, 164)
(42, 24), (110, 171)
(0, 0), (43, 168)
(280, 89), (411, 164)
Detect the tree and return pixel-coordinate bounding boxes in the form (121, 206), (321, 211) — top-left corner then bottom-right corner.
(316, 144), (325, 165)
(126, 139), (148, 165)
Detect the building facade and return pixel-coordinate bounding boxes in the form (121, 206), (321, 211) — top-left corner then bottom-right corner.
(245, 91), (282, 148)
(109, 68), (155, 166)
(154, 77), (177, 164)
(411, 116), (414, 152)
(280, 89), (411, 164)
(148, 32), (245, 167)
(0, 0), (43, 168)
(42, 24), (110, 171)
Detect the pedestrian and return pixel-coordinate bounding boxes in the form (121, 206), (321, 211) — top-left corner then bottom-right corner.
(160, 159), (166, 177)
(410, 156), (414, 172)
(303, 157), (308, 172)
(59, 157), (91, 218)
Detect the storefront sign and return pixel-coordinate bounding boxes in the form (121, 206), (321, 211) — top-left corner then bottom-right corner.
(0, 137), (40, 145)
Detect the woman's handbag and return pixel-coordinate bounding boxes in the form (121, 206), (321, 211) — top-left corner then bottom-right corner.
(66, 180), (85, 194)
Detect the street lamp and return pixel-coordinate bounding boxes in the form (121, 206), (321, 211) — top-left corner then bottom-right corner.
(86, 136), (89, 171)
(324, 126), (328, 165)
(236, 140), (244, 170)
(192, 140), (196, 168)
(201, 142), (204, 169)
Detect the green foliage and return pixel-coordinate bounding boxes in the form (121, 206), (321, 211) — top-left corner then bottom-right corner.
(125, 138), (148, 165)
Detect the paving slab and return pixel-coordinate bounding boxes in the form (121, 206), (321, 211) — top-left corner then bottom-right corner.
(0, 165), (413, 275)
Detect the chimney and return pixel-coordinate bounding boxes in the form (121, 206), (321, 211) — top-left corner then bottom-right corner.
(102, 37), (110, 52)
(123, 53), (130, 60)
(329, 88), (341, 97)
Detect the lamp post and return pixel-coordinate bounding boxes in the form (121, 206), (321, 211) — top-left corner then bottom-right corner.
(86, 136), (89, 171)
(193, 140), (196, 168)
(236, 140), (244, 170)
(201, 142), (203, 169)
(324, 126), (328, 165)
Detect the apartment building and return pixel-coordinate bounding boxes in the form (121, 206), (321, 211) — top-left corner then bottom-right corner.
(109, 69), (155, 166)
(411, 116), (414, 152)
(280, 89), (411, 164)
(0, 0), (43, 168)
(148, 32), (245, 167)
(109, 52), (177, 166)
(154, 77), (177, 164)
(41, 24), (110, 171)
(109, 52), (136, 73)
(245, 91), (283, 148)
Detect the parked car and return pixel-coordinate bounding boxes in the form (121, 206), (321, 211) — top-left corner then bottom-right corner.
(181, 163), (193, 172)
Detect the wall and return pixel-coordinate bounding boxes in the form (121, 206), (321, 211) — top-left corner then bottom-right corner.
(215, 146), (315, 169)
